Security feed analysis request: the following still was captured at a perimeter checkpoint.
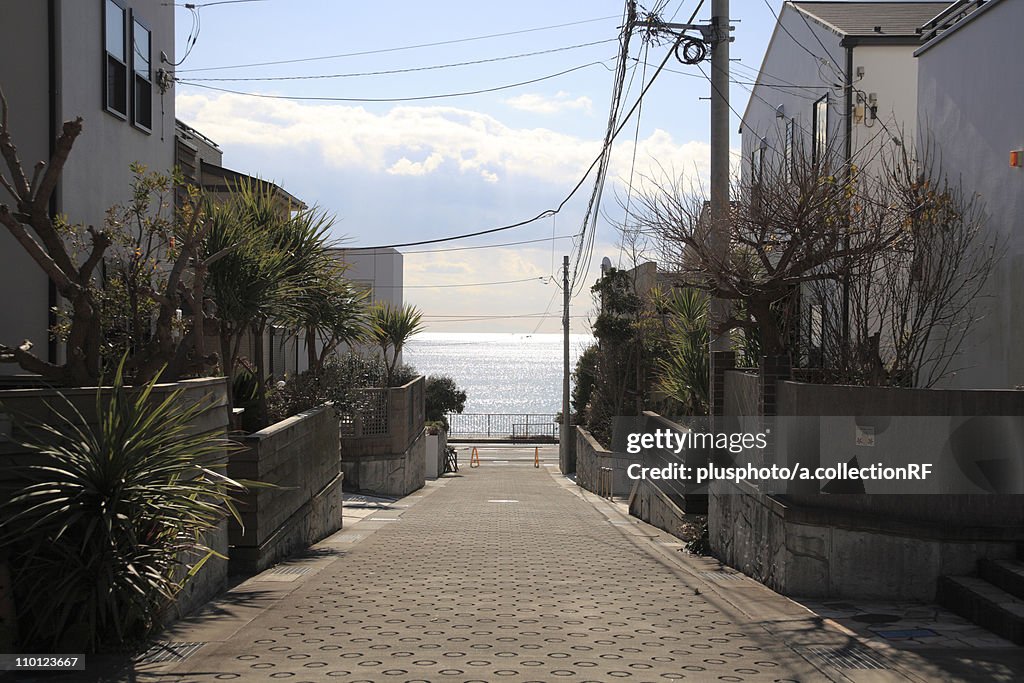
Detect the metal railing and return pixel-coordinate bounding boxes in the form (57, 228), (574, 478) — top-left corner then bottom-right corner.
(447, 413), (559, 441)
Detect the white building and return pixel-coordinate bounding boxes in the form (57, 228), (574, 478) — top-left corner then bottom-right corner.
(330, 248), (404, 309)
(916, 0), (1024, 389)
(739, 1), (951, 369)
(0, 0), (175, 372)
(740, 1), (948, 183)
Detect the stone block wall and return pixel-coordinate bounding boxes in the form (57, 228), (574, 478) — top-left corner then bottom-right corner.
(229, 405), (343, 574)
(341, 376), (427, 497)
(0, 378), (233, 620)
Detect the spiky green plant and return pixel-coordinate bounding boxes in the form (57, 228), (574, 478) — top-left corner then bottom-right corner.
(369, 303), (424, 386)
(0, 362), (247, 652)
(655, 287), (710, 415)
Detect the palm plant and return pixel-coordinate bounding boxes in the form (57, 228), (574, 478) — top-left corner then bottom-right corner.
(655, 287), (710, 415)
(204, 180), (342, 426)
(369, 303), (424, 386)
(0, 361), (247, 652)
(294, 268), (369, 372)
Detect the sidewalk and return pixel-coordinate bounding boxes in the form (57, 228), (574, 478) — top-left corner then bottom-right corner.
(121, 445), (1020, 682)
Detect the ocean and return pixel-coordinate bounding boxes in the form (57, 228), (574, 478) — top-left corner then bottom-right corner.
(402, 333), (595, 415)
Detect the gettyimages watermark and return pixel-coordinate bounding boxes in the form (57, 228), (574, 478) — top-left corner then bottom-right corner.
(612, 415), (1024, 495)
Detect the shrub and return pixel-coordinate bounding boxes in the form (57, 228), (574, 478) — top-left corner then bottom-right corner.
(267, 353), (417, 424)
(0, 362), (247, 652)
(424, 375), (467, 429)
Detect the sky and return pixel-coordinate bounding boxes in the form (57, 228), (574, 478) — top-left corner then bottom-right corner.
(172, 0), (786, 333)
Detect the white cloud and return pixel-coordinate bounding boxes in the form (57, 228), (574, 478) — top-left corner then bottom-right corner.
(387, 152), (444, 176)
(175, 93), (713, 191)
(504, 91), (593, 115)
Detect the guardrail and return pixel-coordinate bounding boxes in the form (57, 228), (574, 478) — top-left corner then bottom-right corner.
(447, 413), (559, 442)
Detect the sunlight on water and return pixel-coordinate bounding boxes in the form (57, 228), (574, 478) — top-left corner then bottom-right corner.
(403, 333), (594, 415)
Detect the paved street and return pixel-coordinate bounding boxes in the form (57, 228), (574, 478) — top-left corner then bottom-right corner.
(131, 446), (1021, 682)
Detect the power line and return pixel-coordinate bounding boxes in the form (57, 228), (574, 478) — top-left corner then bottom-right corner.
(395, 234), (575, 255)
(176, 60), (610, 103)
(175, 0), (268, 6)
(174, 14), (622, 73)
(181, 39), (618, 82)
(374, 276), (550, 289)
(326, 10), (689, 253)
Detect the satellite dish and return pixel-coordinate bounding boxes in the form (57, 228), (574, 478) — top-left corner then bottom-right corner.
(601, 256), (612, 274)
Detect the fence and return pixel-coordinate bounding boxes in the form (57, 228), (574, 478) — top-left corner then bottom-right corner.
(447, 413), (559, 441)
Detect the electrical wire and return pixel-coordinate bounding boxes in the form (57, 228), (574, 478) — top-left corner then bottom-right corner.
(761, 0), (846, 83)
(568, 0), (638, 297)
(176, 60), (611, 103)
(180, 39), (618, 82)
(374, 276), (549, 289)
(393, 234), (574, 255)
(167, 5), (201, 66)
(174, 15), (622, 73)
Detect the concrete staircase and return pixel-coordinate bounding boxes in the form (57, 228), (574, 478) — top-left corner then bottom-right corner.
(936, 545), (1024, 645)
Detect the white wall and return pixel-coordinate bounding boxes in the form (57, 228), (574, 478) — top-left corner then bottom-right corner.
(916, 0), (1024, 389)
(333, 248), (404, 308)
(0, 0), (175, 373)
(850, 44), (921, 175)
(0, 1), (52, 369)
(740, 4), (844, 182)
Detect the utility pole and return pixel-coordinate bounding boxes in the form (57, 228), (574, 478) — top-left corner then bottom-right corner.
(560, 255), (572, 474)
(709, 0), (731, 353)
(633, 3), (732, 353)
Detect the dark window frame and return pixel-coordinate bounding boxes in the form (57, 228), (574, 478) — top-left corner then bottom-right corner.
(783, 119), (794, 183)
(751, 145), (764, 188)
(813, 94), (829, 166)
(130, 11), (153, 133)
(103, 0), (128, 119)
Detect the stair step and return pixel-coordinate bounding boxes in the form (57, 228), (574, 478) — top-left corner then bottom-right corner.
(979, 559), (1024, 601)
(936, 575), (1024, 645)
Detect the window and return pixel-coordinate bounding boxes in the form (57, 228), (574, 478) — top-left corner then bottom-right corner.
(813, 95), (828, 166)
(103, 0), (127, 117)
(132, 16), (152, 131)
(783, 119), (794, 183)
(751, 146), (764, 188)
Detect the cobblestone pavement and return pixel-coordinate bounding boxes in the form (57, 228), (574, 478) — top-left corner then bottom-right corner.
(127, 447), (1017, 682)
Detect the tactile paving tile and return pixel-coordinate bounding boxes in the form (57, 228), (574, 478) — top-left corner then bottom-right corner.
(170, 463), (827, 681)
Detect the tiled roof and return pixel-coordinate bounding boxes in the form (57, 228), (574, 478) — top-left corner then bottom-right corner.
(789, 2), (952, 36)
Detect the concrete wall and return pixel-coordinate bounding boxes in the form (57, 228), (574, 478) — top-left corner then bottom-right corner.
(228, 405), (343, 575)
(0, 0), (175, 371)
(341, 376), (426, 496)
(0, 378), (231, 619)
(576, 427), (634, 497)
(916, 0), (1024, 389)
(709, 478), (1018, 600)
(425, 428), (447, 479)
(710, 375), (1024, 599)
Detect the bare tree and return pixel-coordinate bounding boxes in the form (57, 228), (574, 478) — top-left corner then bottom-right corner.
(633, 133), (998, 386)
(809, 138), (999, 386)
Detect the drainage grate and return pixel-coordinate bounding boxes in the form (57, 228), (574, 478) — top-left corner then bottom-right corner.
(136, 641), (205, 664)
(805, 644), (888, 670)
(270, 565), (311, 576)
(699, 570), (747, 582)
